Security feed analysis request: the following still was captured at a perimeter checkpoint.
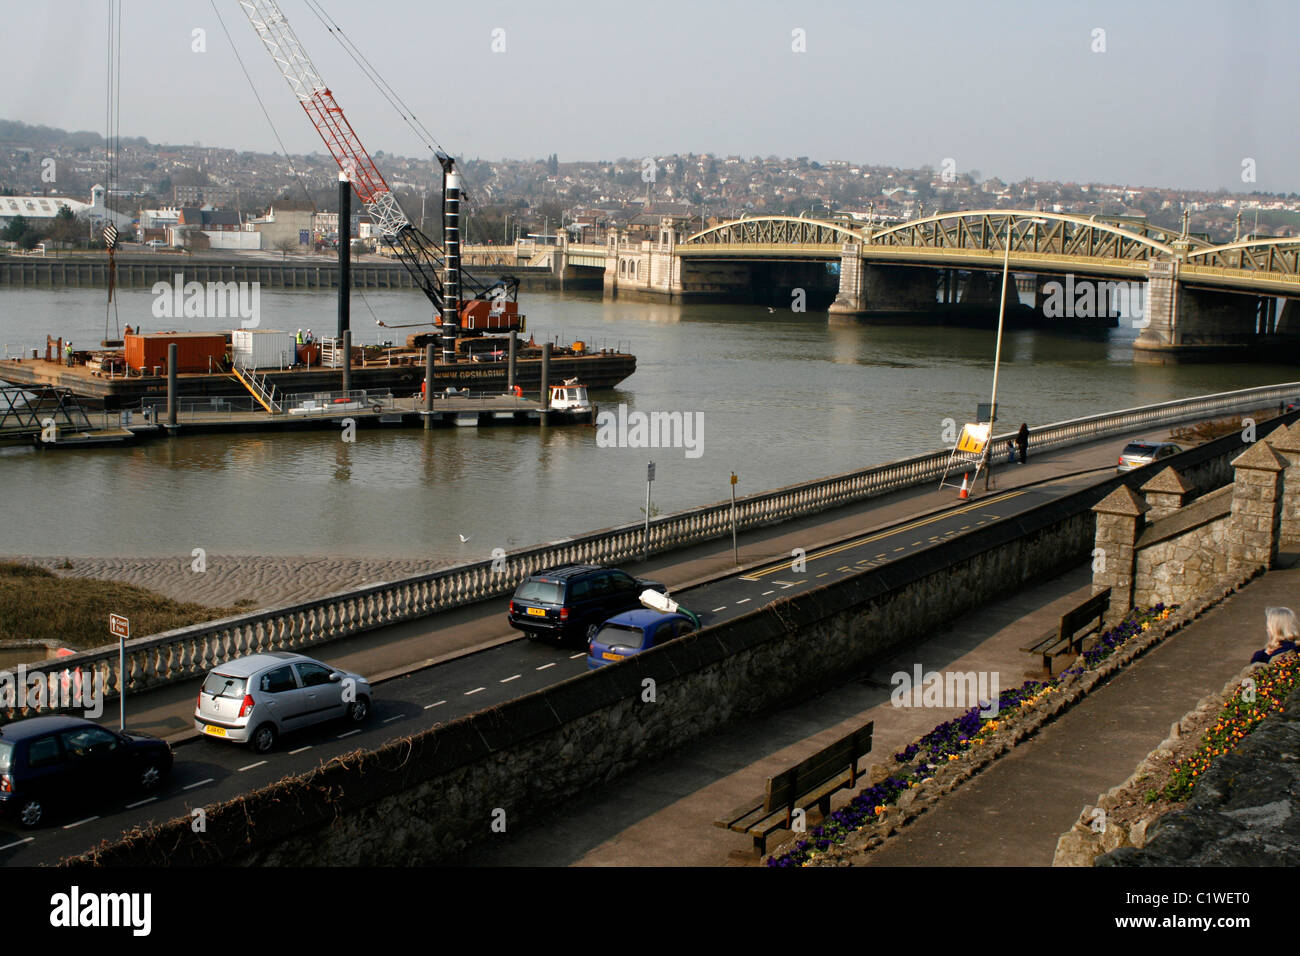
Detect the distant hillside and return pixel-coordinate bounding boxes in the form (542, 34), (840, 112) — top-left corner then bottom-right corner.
(0, 119), (151, 150)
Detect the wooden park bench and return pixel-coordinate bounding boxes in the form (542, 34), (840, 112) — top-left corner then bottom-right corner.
(714, 721), (873, 855)
(1021, 587), (1111, 674)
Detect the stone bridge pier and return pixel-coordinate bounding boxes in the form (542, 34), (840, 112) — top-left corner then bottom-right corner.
(1135, 260), (1296, 363)
(828, 245), (938, 323)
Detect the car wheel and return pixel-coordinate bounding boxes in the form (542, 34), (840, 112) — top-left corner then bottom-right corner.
(347, 695), (370, 723)
(18, 797), (44, 829)
(139, 762), (164, 791)
(250, 723), (277, 754)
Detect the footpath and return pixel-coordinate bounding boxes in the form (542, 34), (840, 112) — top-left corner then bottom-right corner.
(92, 428), (1165, 743)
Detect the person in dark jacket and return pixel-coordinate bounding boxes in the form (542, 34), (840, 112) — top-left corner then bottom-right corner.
(1251, 607), (1299, 664)
(1016, 422), (1029, 463)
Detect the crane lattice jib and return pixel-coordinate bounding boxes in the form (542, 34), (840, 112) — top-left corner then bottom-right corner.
(238, 0), (407, 239)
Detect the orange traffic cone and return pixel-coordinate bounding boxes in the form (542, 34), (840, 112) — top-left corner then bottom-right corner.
(959, 473), (970, 499)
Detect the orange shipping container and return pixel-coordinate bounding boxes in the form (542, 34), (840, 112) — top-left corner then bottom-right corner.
(125, 332), (228, 374)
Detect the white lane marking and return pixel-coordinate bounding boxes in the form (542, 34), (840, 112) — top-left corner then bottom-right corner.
(338, 729), (362, 738)
(0, 837), (33, 850)
(535, 663), (556, 671)
(125, 796), (158, 809)
(63, 816), (99, 829)
(568, 653), (585, 659)
(465, 687), (486, 695)
(735, 598), (750, 604)
(500, 674), (521, 683)
(424, 700), (446, 709)
(183, 778), (214, 791)
(289, 746), (312, 755)
(712, 606), (727, 612)
(761, 590), (774, 596)
(382, 714), (402, 723)
(816, 572), (829, 578)
(237, 761), (267, 772)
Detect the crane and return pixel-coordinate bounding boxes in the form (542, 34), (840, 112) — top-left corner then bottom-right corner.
(237, 0), (521, 363)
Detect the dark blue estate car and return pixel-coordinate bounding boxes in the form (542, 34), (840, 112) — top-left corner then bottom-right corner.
(0, 716), (173, 828)
(587, 609), (698, 669)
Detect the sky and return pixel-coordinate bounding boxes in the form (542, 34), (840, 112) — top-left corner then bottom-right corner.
(5, 0), (1298, 193)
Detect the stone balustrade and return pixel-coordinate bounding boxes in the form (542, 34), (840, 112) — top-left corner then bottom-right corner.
(6, 382), (1297, 718)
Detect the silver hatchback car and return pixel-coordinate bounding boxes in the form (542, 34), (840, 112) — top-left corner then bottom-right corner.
(194, 652), (372, 754)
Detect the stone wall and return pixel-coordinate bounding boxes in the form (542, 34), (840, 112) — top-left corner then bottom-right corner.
(1133, 487), (1232, 608)
(1096, 678), (1300, 867)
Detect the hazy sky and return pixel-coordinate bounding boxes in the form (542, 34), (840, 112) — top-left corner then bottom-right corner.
(6, 0), (1297, 193)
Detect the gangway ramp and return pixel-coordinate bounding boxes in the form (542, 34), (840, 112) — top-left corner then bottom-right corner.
(231, 364), (283, 414)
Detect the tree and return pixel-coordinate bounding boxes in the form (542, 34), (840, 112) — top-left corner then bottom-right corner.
(273, 236), (296, 259)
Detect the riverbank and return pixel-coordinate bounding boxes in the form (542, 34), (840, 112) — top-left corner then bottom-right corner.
(2, 554), (449, 611)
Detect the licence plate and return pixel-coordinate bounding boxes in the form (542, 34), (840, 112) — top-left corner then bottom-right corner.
(526, 607), (547, 617)
(203, 725), (227, 737)
(601, 651), (623, 661)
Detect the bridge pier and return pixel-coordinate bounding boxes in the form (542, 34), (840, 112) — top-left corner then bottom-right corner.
(1134, 260), (1294, 363)
(828, 248), (937, 324)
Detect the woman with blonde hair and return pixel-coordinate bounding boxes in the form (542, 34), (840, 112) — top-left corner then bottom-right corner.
(1252, 607), (1299, 664)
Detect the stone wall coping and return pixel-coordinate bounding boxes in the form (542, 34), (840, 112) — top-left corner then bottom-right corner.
(1094, 484), (1147, 517)
(1231, 439), (1288, 471)
(1136, 484), (1233, 550)
(1140, 466), (1191, 495)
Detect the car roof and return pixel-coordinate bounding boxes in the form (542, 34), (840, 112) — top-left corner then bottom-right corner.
(528, 565), (606, 581)
(208, 651), (308, 678)
(603, 609), (687, 628)
(0, 715), (98, 740)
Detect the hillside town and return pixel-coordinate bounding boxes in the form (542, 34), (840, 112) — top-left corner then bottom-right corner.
(2, 118), (1299, 253)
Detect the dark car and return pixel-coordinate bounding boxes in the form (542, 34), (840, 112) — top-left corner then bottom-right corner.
(587, 609), (698, 669)
(0, 716), (173, 828)
(507, 565), (666, 643)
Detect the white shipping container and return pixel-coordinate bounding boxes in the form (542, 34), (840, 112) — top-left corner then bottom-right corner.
(232, 329), (296, 369)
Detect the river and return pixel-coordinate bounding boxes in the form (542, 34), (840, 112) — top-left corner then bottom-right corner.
(0, 285), (1293, 560)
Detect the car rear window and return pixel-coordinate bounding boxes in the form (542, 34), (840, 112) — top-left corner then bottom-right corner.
(515, 580), (563, 604)
(203, 672), (248, 699)
(1122, 443), (1158, 456)
(593, 623), (646, 649)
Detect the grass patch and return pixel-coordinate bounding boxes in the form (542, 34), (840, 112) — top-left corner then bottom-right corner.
(0, 562), (245, 652)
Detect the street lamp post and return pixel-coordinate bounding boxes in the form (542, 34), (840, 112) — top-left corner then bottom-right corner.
(982, 216), (1045, 490)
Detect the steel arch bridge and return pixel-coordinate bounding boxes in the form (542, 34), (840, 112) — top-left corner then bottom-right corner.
(677, 209), (1300, 293)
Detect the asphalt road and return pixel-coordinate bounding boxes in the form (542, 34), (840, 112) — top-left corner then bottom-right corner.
(0, 468), (1110, 865)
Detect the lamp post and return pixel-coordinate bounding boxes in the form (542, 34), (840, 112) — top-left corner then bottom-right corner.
(982, 215), (1046, 490)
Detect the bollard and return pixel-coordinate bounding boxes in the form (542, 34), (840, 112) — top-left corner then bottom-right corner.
(507, 329), (517, 393)
(539, 342), (551, 424)
(166, 343), (178, 427)
(423, 344), (434, 430)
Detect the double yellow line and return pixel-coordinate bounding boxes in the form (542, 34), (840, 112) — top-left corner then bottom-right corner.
(740, 489), (1026, 580)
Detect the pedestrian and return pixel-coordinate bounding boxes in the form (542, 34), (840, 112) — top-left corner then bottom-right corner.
(1016, 422), (1029, 463)
(296, 328), (304, 345)
(1005, 439), (1016, 464)
(65, 342), (74, 367)
(1251, 607), (1299, 665)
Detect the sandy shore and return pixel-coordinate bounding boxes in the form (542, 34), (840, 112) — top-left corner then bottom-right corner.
(3, 554), (451, 611)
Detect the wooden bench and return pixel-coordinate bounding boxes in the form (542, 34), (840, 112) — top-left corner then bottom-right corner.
(714, 721), (873, 855)
(1021, 587), (1111, 674)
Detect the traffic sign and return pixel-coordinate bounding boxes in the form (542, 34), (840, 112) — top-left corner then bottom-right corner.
(647, 461), (655, 482)
(102, 223), (118, 248)
(109, 613), (129, 639)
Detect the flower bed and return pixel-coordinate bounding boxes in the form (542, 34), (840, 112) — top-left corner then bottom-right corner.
(1161, 654), (1298, 801)
(767, 603), (1174, 867)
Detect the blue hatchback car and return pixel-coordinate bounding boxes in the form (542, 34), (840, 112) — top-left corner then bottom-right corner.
(586, 609), (697, 669)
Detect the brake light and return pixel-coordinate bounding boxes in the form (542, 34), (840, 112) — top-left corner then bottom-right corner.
(0, 774), (10, 793)
(238, 694), (255, 718)
(560, 607), (569, 621)
(509, 601), (515, 614)
(588, 642), (594, 656)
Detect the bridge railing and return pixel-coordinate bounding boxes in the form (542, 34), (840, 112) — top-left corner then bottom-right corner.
(7, 382), (1297, 718)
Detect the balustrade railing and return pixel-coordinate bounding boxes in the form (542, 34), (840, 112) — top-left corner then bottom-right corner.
(7, 382), (1296, 717)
